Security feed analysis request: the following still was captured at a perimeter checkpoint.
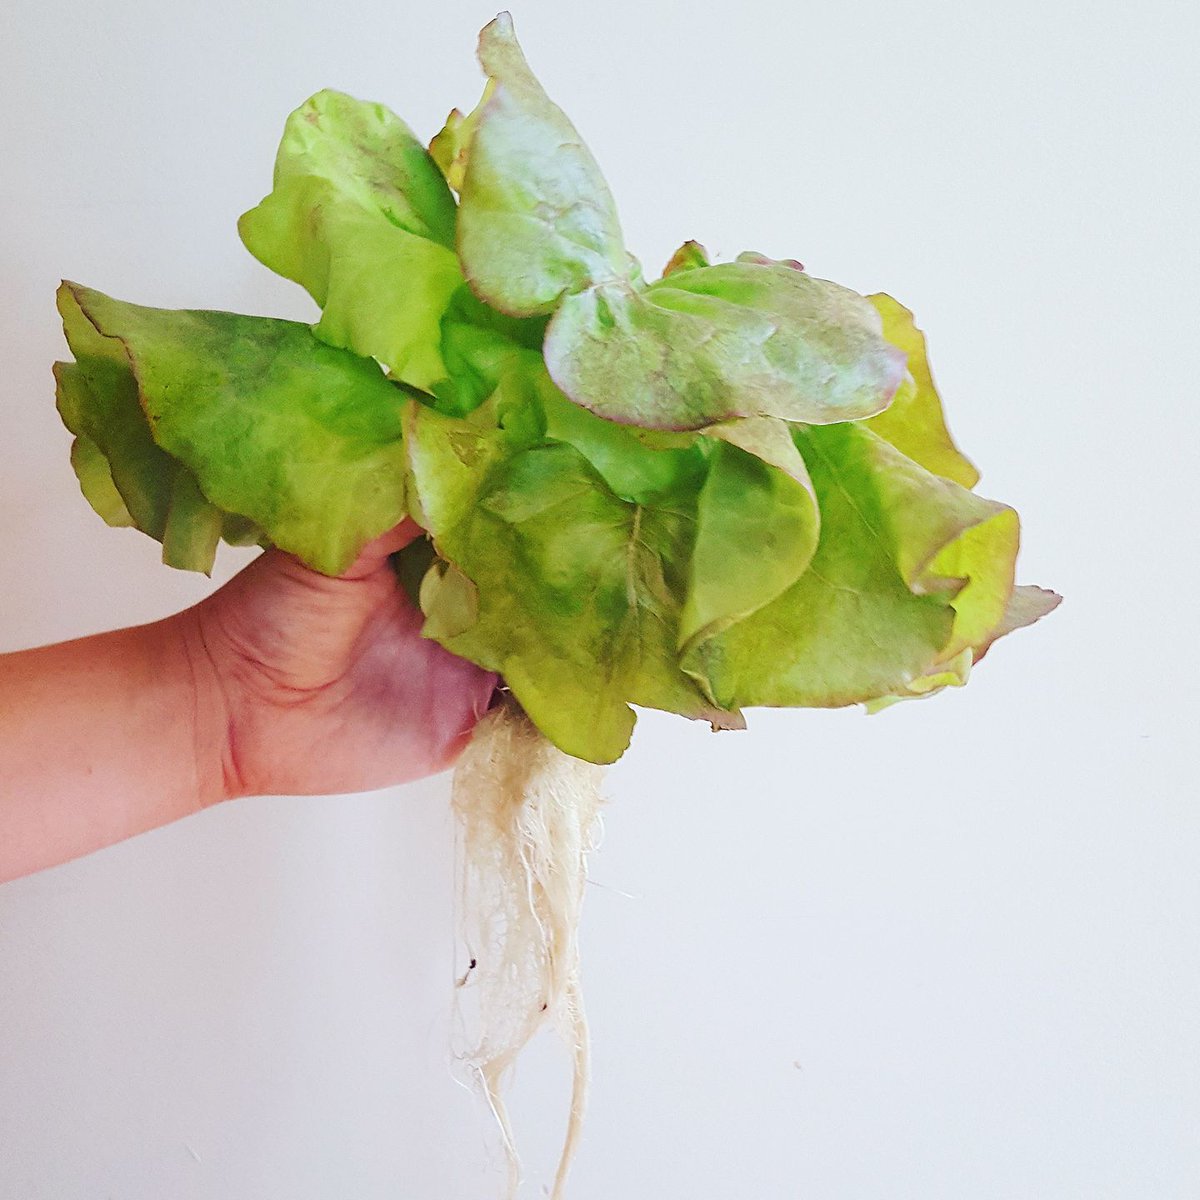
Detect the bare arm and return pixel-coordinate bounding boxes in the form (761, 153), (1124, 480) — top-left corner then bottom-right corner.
(0, 522), (496, 885)
(0, 616), (226, 882)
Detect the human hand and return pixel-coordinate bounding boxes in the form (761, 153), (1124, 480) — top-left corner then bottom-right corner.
(182, 521), (498, 801)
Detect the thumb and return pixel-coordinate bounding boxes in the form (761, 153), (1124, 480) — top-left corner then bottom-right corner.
(337, 517), (425, 581)
(197, 521), (423, 696)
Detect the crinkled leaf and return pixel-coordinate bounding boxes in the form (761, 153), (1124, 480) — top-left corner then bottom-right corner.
(861, 646), (976, 714)
(688, 422), (1021, 709)
(58, 283), (408, 576)
(456, 13), (628, 316)
(430, 283), (549, 417)
(402, 354), (541, 534)
(405, 380), (740, 763)
(238, 89), (463, 389)
(680, 417), (820, 661)
(544, 261), (907, 431)
(864, 293), (979, 488)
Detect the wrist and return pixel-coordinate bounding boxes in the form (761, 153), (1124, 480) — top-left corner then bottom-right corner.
(166, 607), (240, 807)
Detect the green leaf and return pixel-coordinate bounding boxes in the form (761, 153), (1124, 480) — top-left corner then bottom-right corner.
(57, 283), (409, 576)
(55, 295), (177, 539)
(162, 470), (225, 573)
(864, 582), (1060, 712)
(238, 89), (464, 389)
(863, 429), (1017, 662)
(67, 435), (133, 528)
(661, 240), (710, 277)
(680, 417), (820, 661)
(537, 371), (707, 504)
(428, 82), (494, 192)
(56, 287), (233, 572)
(456, 13), (628, 317)
(864, 293), (979, 488)
(429, 108), (468, 190)
(221, 512), (266, 548)
(430, 283), (549, 418)
(418, 559), (480, 639)
(688, 422), (1020, 710)
(404, 384), (740, 763)
(544, 261), (907, 431)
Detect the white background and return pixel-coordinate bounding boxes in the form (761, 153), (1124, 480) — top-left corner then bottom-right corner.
(2, 0), (1197, 1196)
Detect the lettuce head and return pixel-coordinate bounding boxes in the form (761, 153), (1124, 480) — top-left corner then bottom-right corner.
(53, 12), (1058, 764)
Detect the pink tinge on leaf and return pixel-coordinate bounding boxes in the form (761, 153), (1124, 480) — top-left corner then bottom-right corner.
(975, 585), (1063, 661)
(737, 251), (805, 271)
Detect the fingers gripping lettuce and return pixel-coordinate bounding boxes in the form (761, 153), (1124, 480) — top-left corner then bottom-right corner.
(53, 13), (1058, 1197)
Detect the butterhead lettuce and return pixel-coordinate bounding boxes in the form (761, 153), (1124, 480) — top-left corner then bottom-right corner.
(53, 11), (1057, 764)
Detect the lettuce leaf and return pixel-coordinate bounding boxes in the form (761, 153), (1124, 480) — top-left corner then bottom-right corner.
(661, 240), (711, 277)
(238, 89), (463, 389)
(543, 262), (907, 430)
(680, 417), (820, 655)
(453, 21), (905, 439)
(977, 584), (1063, 660)
(405, 373), (742, 762)
(864, 293), (979, 488)
(56, 282), (408, 575)
(67, 434), (134, 529)
(455, 13), (629, 317)
(402, 343), (1031, 760)
(429, 82), (494, 193)
(55, 288), (233, 573)
(429, 283), (549, 418)
(685, 422), (1020, 710)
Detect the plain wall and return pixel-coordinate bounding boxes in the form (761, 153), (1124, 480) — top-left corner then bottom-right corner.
(2, 0), (1197, 1196)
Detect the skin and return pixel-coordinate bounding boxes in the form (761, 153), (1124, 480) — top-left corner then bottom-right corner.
(0, 521), (497, 885)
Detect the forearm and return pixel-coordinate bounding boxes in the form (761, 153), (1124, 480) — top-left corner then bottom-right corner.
(0, 615), (227, 884)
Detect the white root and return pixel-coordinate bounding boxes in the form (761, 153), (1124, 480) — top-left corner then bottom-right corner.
(451, 697), (606, 1199)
